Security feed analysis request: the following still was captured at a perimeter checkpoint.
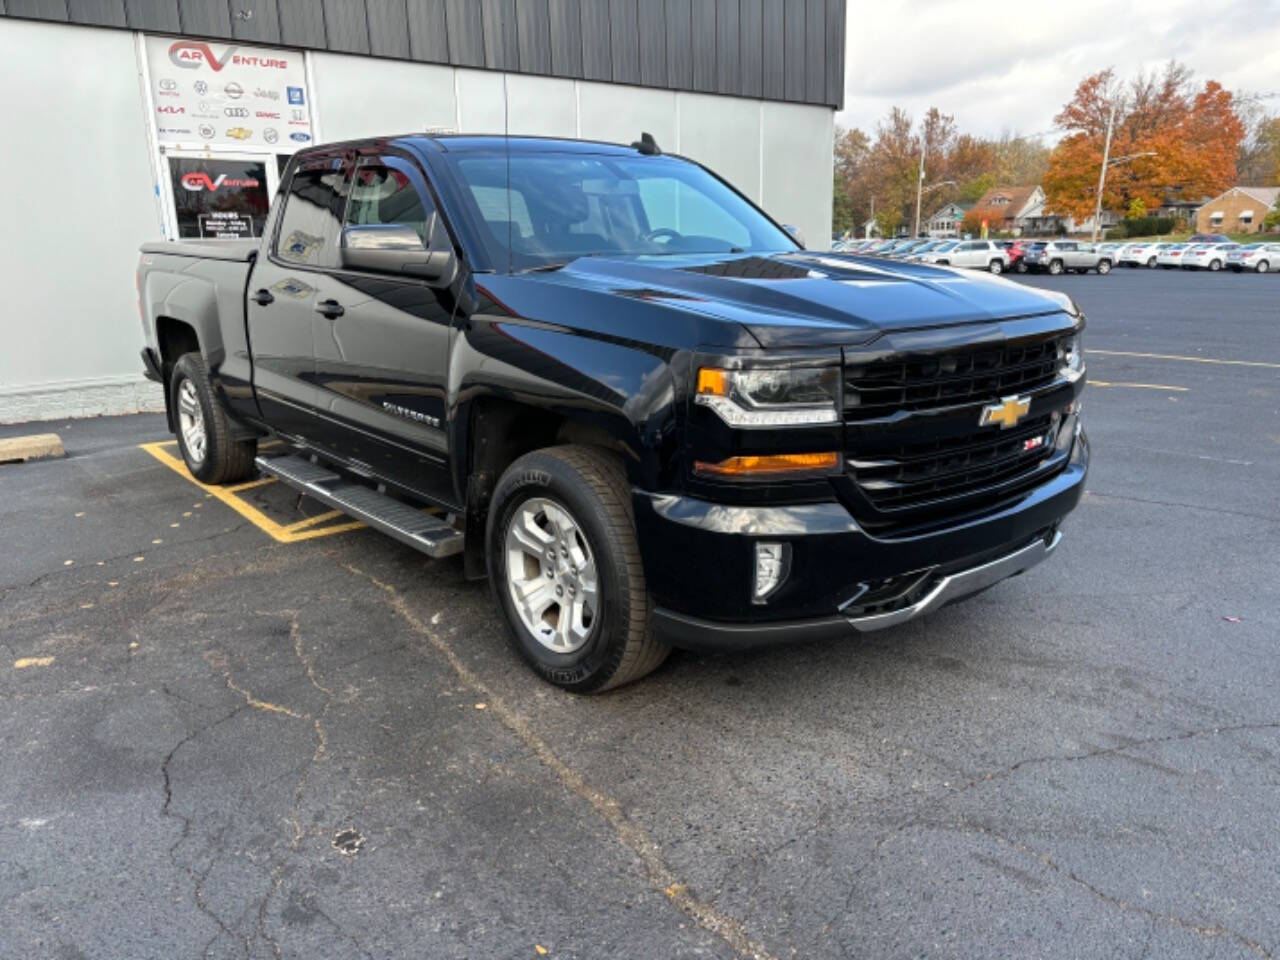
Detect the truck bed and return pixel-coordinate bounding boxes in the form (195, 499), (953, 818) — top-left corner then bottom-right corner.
(139, 240), (257, 262)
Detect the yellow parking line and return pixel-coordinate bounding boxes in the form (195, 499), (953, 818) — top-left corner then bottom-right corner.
(139, 441), (364, 544)
(1088, 380), (1189, 392)
(1090, 350), (1280, 370)
(282, 509), (346, 532)
(224, 476), (277, 493)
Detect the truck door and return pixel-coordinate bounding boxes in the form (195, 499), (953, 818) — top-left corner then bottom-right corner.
(310, 153), (457, 507)
(246, 154), (349, 438)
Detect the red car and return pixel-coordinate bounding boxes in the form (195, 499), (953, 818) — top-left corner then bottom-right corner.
(1000, 240), (1029, 273)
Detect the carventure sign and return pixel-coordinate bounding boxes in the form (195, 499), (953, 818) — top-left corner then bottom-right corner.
(168, 41), (290, 72)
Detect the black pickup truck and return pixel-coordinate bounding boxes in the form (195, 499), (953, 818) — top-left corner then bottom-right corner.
(138, 133), (1088, 692)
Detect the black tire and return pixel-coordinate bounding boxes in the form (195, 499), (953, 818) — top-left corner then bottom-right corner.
(1147, 256), (1158, 268)
(486, 445), (669, 693)
(1258, 260), (1270, 274)
(988, 259), (1003, 274)
(1097, 259), (1112, 274)
(1209, 259), (1222, 272)
(170, 353), (257, 484)
(1048, 259), (1063, 276)
(1015, 261), (1028, 274)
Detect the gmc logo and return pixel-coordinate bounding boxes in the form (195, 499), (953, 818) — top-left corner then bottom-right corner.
(255, 111), (280, 119)
(181, 172), (261, 192)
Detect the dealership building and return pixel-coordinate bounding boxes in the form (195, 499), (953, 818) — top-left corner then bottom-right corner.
(0, 0), (847, 423)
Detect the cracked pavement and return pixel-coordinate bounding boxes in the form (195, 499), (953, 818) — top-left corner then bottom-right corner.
(1, 269), (1278, 958)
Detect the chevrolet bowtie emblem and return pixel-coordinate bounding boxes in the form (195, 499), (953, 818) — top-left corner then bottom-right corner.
(980, 395), (1031, 429)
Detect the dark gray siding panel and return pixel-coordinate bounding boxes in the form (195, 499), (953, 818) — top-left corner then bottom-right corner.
(406, 0), (449, 60)
(636, 0), (664, 87)
(278, 0), (326, 47)
(579, 0), (609, 81)
(664, 0), (690, 90)
(738, 0), (761, 99)
(1, 0), (845, 106)
(760, 0), (783, 99)
(804, 0), (823, 103)
(607, 0), (637, 85)
(445, 0), (483, 64)
(124, 0), (178, 31)
(323, 0), (370, 53)
(546, 0), (581, 76)
(714, 0), (737, 95)
(481, 0), (516, 69)
(366, 0), (410, 58)
(7, 0), (67, 19)
(689, 0), (713, 92)
(824, 0), (842, 108)
(782, 0), (803, 100)
(515, 0), (550, 73)
(229, 0), (278, 43)
(67, 0), (124, 27)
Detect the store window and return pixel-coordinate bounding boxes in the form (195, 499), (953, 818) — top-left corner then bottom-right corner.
(168, 157), (269, 239)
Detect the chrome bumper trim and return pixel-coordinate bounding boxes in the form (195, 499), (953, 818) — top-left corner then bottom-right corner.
(847, 531), (1061, 632)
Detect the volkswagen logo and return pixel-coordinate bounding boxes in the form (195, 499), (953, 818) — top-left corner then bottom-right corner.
(194, 80), (208, 95)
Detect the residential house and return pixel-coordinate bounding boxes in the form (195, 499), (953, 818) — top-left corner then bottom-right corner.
(1196, 186), (1280, 235)
(972, 185), (1044, 235)
(924, 202), (972, 238)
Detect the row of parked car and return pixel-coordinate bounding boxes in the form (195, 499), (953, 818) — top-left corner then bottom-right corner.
(832, 234), (1280, 275)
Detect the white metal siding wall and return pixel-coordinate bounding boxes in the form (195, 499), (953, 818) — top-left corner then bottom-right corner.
(0, 20), (164, 422)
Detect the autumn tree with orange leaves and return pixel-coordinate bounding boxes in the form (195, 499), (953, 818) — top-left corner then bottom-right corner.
(1044, 63), (1244, 223)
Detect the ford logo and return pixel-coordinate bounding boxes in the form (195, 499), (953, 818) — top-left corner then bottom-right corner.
(289, 132), (311, 142)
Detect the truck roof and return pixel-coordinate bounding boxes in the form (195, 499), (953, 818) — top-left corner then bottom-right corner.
(301, 133), (653, 158)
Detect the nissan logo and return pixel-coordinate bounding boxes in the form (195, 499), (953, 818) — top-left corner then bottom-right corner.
(224, 106), (249, 118)
(225, 81), (244, 98)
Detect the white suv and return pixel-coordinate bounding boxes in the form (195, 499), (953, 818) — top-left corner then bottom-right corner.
(924, 239), (1009, 273)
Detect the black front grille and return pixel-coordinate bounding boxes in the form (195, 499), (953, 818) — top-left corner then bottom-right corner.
(844, 337), (1064, 421)
(851, 414), (1059, 512)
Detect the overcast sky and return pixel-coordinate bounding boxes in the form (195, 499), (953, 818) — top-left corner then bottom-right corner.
(836, 0), (1280, 141)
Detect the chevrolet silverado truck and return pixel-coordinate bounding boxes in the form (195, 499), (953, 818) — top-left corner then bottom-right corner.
(137, 133), (1089, 692)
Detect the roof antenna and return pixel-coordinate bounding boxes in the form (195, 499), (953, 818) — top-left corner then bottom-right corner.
(631, 132), (661, 155)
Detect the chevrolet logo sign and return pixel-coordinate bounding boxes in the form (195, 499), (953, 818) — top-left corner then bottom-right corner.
(980, 395), (1031, 429)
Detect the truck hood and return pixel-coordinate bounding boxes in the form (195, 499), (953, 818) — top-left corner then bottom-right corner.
(528, 251), (1075, 347)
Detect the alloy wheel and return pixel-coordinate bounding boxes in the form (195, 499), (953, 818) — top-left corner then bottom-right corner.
(504, 497), (599, 654)
(177, 378), (207, 466)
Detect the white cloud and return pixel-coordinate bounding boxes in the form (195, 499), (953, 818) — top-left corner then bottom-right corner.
(837, 0), (1280, 140)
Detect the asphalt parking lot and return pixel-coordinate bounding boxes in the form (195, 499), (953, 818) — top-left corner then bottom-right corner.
(3, 267), (1278, 960)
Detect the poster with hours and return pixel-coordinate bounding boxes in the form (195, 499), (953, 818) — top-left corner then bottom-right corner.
(145, 36), (314, 151)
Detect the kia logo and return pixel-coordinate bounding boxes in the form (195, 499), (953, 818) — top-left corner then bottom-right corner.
(181, 172), (260, 192)
(157, 105), (185, 114)
(169, 41), (238, 72)
(224, 106), (249, 117)
(290, 132), (311, 142)
(225, 81), (244, 99)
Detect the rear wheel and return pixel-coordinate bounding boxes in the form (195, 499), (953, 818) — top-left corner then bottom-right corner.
(170, 353), (257, 484)
(988, 259), (1003, 274)
(1097, 259), (1112, 274)
(1015, 260), (1028, 274)
(487, 445), (669, 693)
(1147, 256), (1158, 267)
(1256, 260), (1270, 274)
(1047, 259), (1064, 276)
(1209, 259), (1222, 272)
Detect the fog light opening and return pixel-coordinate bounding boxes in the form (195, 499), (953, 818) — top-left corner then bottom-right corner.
(753, 542), (791, 604)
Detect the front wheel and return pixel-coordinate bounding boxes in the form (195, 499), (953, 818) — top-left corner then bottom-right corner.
(1257, 260), (1270, 274)
(1209, 259), (1222, 272)
(170, 353), (257, 484)
(487, 445), (670, 693)
(1048, 259), (1064, 275)
(1147, 256), (1158, 268)
(988, 259), (1003, 274)
(1097, 259), (1112, 274)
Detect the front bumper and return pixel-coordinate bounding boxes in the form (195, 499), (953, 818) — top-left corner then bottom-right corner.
(636, 429), (1088, 650)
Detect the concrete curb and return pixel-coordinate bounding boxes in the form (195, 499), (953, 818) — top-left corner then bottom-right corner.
(0, 434), (66, 464)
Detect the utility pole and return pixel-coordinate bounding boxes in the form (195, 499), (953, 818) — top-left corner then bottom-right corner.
(868, 196), (875, 238)
(1091, 98), (1118, 243)
(912, 139), (927, 238)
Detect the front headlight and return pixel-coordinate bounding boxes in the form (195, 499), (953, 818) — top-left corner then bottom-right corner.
(695, 365), (840, 428)
(1060, 333), (1084, 380)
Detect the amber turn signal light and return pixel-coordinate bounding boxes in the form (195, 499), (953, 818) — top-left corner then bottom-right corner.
(694, 451), (840, 478)
(696, 367), (730, 396)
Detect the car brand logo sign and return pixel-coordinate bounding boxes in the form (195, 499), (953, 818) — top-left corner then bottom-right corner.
(979, 395), (1031, 430)
(169, 41), (238, 71)
(263, 127), (278, 144)
(194, 80), (208, 95)
(224, 106), (249, 117)
(181, 172), (260, 192)
(287, 86), (305, 105)
(225, 127), (253, 140)
(225, 81), (244, 99)
(256, 111), (280, 119)
(199, 123), (215, 139)
(157, 105), (185, 114)
(158, 78), (177, 92)
(255, 88), (280, 100)
(290, 132), (311, 142)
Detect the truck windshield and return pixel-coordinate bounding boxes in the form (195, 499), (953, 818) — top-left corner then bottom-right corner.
(447, 151), (798, 271)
